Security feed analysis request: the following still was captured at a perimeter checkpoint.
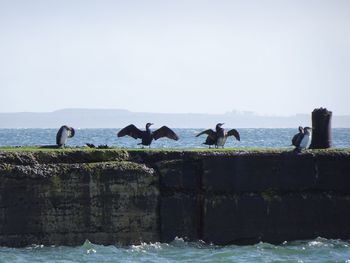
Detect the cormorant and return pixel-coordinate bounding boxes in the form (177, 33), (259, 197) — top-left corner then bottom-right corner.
(292, 126), (304, 148)
(117, 123), (179, 147)
(56, 125), (75, 147)
(292, 126), (312, 151)
(86, 143), (110, 149)
(196, 123), (240, 148)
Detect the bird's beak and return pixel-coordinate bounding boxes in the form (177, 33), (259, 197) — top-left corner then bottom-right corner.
(150, 123), (154, 126)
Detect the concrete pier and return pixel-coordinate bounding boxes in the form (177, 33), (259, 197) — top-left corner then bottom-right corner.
(0, 149), (349, 247)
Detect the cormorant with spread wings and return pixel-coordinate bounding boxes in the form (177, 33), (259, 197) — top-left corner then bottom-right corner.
(117, 123), (179, 147)
(196, 123), (240, 148)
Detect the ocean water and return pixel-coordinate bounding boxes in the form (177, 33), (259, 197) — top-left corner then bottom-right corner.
(0, 238), (350, 263)
(0, 128), (349, 148)
(1, 129), (350, 262)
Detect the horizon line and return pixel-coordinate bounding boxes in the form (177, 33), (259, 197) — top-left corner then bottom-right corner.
(0, 107), (345, 117)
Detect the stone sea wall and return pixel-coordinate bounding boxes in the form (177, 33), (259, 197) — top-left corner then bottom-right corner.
(0, 149), (349, 247)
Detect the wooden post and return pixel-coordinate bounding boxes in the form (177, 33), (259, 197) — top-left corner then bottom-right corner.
(309, 108), (332, 149)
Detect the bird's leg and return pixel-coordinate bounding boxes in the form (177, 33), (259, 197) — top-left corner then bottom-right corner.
(293, 147), (301, 154)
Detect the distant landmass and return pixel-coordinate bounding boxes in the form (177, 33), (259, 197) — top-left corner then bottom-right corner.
(0, 109), (349, 128)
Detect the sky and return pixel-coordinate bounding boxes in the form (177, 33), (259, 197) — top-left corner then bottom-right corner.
(0, 0), (349, 116)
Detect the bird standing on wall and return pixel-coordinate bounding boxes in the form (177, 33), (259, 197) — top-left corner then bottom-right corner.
(117, 123), (179, 147)
(196, 123), (240, 148)
(292, 126), (312, 151)
(56, 125), (75, 147)
(292, 126), (304, 148)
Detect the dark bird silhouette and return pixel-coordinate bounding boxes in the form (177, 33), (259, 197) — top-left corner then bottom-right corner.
(196, 123), (240, 148)
(292, 126), (304, 148)
(86, 143), (110, 149)
(292, 126), (312, 151)
(117, 123), (179, 147)
(56, 125), (75, 147)
(86, 143), (96, 148)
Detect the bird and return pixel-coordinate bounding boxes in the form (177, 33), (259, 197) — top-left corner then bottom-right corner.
(292, 126), (312, 151)
(56, 125), (75, 147)
(86, 143), (110, 149)
(196, 123), (240, 148)
(292, 126), (304, 148)
(117, 123), (179, 147)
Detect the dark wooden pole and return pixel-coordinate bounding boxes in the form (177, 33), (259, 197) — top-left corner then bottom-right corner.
(309, 108), (332, 149)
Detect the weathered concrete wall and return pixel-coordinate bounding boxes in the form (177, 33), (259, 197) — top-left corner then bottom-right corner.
(0, 149), (349, 247)
(0, 150), (158, 247)
(154, 150), (350, 245)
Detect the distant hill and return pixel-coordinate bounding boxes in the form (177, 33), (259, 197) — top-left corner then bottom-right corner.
(0, 109), (349, 128)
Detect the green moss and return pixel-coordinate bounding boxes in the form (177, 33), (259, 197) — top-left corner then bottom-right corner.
(49, 175), (62, 192)
(0, 146), (128, 153)
(157, 159), (182, 166)
(261, 189), (282, 203)
(127, 148), (288, 153)
(116, 160), (148, 171)
(82, 162), (96, 172)
(2, 163), (13, 172)
(0, 146), (349, 153)
(0, 147), (349, 165)
(86, 149), (129, 161)
(80, 161), (147, 175)
(0, 146), (77, 152)
(40, 174), (63, 196)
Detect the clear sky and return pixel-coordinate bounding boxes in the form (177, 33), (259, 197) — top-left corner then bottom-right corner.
(0, 0), (349, 115)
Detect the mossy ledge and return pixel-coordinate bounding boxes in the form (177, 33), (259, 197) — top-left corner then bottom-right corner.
(0, 148), (350, 247)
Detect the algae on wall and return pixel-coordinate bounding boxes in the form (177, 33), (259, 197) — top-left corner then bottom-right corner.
(0, 151), (159, 247)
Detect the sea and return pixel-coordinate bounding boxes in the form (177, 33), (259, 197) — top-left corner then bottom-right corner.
(0, 238), (350, 263)
(0, 128), (350, 262)
(0, 128), (349, 148)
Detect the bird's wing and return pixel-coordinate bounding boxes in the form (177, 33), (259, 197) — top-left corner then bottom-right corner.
(97, 144), (109, 149)
(204, 136), (216, 145)
(153, 126), (179, 141)
(291, 133), (299, 146)
(227, 129), (240, 141)
(292, 133), (304, 147)
(196, 129), (216, 139)
(68, 127), (75, 138)
(56, 126), (64, 145)
(292, 127), (304, 146)
(117, 124), (143, 139)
